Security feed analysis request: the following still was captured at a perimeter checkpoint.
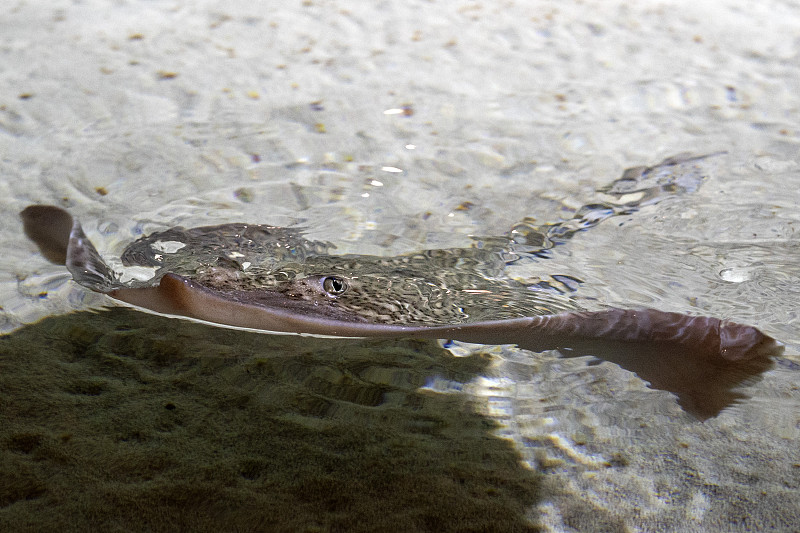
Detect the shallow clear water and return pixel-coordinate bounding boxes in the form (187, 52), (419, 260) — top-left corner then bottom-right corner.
(2, 1), (799, 530)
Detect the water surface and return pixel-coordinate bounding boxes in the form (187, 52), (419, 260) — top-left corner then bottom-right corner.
(1, 1), (799, 531)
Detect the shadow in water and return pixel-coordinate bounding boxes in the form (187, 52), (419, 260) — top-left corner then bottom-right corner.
(0, 308), (541, 532)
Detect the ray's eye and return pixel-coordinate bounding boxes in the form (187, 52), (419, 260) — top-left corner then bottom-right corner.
(322, 276), (348, 296)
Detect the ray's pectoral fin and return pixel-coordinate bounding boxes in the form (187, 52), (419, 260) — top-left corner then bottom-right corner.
(20, 205), (74, 265)
(21, 205), (118, 292)
(440, 309), (782, 419)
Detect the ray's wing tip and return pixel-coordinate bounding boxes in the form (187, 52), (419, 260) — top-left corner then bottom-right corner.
(19, 203), (72, 220)
(753, 337), (785, 358)
(20, 204), (75, 266)
(719, 326), (784, 361)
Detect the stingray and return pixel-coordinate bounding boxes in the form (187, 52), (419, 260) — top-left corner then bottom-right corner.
(20, 153), (782, 418)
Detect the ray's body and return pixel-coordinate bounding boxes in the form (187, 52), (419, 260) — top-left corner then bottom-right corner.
(20, 153), (783, 417)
